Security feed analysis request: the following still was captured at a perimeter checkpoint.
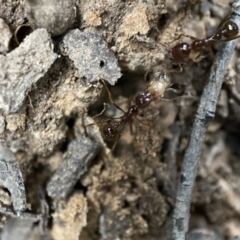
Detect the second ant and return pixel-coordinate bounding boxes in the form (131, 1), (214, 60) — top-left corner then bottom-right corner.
(161, 6), (240, 71)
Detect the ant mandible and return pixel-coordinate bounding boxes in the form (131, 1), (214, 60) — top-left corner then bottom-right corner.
(164, 6), (240, 70)
(95, 69), (174, 152)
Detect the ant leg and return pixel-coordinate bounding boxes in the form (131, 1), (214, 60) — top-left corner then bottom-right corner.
(128, 97), (133, 135)
(128, 96), (135, 134)
(128, 96), (133, 107)
(219, 34), (240, 42)
(85, 116), (123, 127)
(177, 59), (194, 70)
(206, 47), (217, 72)
(144, 70), (151, 81)
(100, 79), (125, 113)
(156, 41), (170, 50)
(155, 94), (181, 102)
(193, 51), (204, 62)
(129, 119), (133, 135)
(134, 116), (148, 126)
(130, 35), (157, 49)
(111, 124), (126, 152)
(168, 59), (195, 73)
(166, 63), (184, 73)
(168, 33), (197, 44)
(178, 64), (183, 72)
(216, 7), (237, 30)
(92, 103), (110, 119)
(165, 88), (182, 94)
(161, 97), (181, 102)
(161, 95), (195, 101)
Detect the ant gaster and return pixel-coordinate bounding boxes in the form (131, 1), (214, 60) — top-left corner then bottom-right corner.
(99, 70), (172, 151)
(165, 6), (240, 69)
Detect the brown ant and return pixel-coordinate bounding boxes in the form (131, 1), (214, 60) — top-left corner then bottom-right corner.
(163, 6), (240, 70)
(92, 70), (174, 151)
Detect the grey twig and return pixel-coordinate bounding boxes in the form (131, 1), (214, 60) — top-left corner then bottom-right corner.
(163, 124), (181, 240)
(171, 2), (240, 239)
(165, 123), (181, 200)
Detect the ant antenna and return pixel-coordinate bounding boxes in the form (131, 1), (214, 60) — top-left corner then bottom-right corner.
(93, 103), (110, 119)
(100, 79), (125, 113)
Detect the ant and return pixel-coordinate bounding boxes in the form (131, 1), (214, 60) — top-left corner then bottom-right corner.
(91, 69), (175, 152)
(162, 6), (240, 70)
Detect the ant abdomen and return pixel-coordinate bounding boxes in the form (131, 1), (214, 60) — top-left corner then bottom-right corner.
(102, 123), (119, 140)
(167, 7), (240, 68)
(222, 20), (239, 38)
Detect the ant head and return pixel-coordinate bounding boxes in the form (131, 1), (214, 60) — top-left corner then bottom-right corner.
(222, 20), (239, 38)
(170, 43), (191, 63)
(177, 43), (191, 56)
(102, 123), (119, 140)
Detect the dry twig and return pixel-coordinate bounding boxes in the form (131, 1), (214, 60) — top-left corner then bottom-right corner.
(172, 1), (240, 239)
